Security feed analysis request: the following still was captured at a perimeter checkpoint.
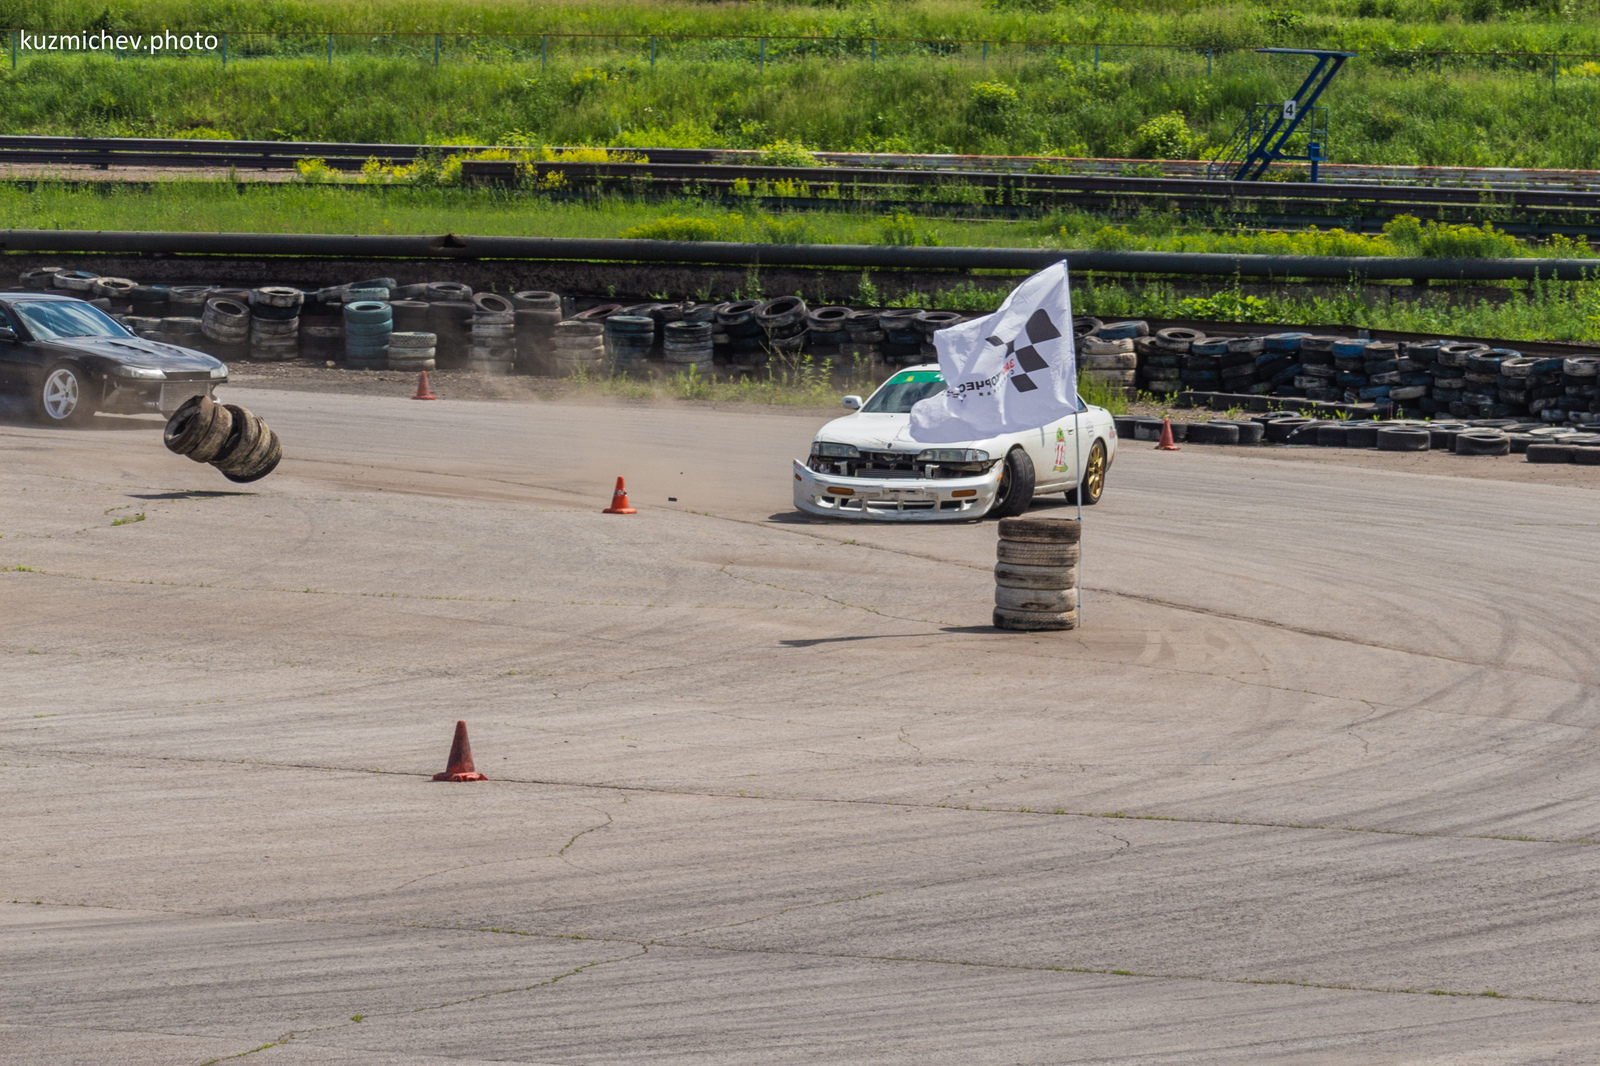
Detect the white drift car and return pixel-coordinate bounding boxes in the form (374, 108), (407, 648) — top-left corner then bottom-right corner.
(794, 365), (1118, 521)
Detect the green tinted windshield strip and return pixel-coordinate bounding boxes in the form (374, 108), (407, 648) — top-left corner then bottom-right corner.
(890, 371), (944, 383)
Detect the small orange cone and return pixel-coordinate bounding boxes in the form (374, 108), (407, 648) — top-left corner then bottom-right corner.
(1156, 418), (1181, 451)
(413, 371), (437, 401)
(603, 476), (636, 514)
(433, 720), (488, 782)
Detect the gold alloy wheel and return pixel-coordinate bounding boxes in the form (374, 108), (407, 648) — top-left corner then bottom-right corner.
(1084, 441), (1107, 500)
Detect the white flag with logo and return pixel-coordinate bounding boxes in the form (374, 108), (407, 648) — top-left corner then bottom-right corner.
(908, 261), (1080, 443)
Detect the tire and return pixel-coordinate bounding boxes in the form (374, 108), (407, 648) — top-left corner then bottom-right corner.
(1574, 446), (1600, 465)
(1188, 422), (1240, 445)
(996, 540), (1080, 567)
(1377, 427), (1430, 452)
(997, 516), (1081, 543)
(1345, 424), (1380, 449)
(1454, 431), (1510, 456)
(994, 562), (1078, 589)
(995, 585), (1078, 612)
(35, 363), (93, 425)
(993, 606), (1078, 631)
(213, 405), (265, 466)
(1526, 443), (1576, 464)
(163, 396), (234, 462)
(221, 429), (282, 483)
(1065, 440), (1107, 505)
(989, 448), (1036, 519)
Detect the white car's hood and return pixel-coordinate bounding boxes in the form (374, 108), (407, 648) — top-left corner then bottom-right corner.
(813, 412), (1008, 454)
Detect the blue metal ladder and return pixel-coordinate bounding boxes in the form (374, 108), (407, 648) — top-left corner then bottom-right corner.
(1205, 48), (1356, 182)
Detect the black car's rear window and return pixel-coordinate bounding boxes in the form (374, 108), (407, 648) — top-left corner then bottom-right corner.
(12, 300), (130, 341)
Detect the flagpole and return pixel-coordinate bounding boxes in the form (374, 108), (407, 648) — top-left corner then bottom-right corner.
(1072, 388), (1083, 626)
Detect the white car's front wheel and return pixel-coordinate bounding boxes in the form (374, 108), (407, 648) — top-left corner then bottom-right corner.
(37, 364), (93, 426)
(989, 447), (1036, 518)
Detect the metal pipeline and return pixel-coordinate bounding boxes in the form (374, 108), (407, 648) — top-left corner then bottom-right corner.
(0, 229), (1594, 281)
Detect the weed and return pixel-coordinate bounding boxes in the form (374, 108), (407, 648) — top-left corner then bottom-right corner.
(110, 513), (145, 526)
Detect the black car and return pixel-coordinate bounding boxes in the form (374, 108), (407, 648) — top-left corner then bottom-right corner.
(0, 293), (227, 425)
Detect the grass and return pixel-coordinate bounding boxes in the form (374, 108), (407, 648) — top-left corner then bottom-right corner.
(9, 0), (1600, 55)
(2, 182), (1592, 263)
(3, 47), (1600, 168)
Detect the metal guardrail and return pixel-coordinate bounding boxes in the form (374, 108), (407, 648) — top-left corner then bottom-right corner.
(0, 228), (1594, 281)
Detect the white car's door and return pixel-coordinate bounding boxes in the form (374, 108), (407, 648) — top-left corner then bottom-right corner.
(1028, 414), (1089, 492)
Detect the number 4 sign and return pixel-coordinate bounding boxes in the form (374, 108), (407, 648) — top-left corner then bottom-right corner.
(1282, 99), (1299, 120)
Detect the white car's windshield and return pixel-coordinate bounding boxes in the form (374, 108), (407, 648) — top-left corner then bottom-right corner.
(12, 300), (130, 341)
(862, 370), (946, 414)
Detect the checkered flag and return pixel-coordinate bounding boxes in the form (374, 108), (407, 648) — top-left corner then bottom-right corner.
(909, 262), (1080, 443)
(986, 308), (1064, 394)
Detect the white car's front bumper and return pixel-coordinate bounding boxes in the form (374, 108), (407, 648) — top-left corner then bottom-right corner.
(792, 459), (1003, 521)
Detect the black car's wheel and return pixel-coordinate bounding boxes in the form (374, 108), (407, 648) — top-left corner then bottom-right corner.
(989, 447), (1036, 519)
(1065, 439), (1108, 506)
(36, 363), (94, 426)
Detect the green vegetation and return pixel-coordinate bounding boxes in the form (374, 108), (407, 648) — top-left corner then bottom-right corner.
(8, 0), (1600, 55)
(0, 45), (1597, 167)
(0, 183), (1587, 263)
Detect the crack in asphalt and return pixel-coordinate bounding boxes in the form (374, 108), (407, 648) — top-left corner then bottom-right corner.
(9, 898), (1583, 1012)
(4, 743), (1593, 847)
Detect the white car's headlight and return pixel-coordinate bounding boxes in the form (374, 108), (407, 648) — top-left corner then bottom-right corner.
(813, 442), (860, 458)
(917, 448), (989, 463)
(117, 366), (167, 380)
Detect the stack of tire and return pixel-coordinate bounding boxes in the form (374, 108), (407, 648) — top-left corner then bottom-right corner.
(1144, 328), (1203, 393)
(391, 298), (430, 336)
(52, 270), (99, 295)
(553, 319), (605, 375)
(663, 319), (714, 370)
(344, 300), (393, 370)
(163, 315), (206, 348)
(201, 297), (251, 357)
(1133, 330), (1179, 395)
(19, 265), (64, 290)
(1568, 357), (1600, 419)
(806, 307), (851, 360)
(878, 308), (923, 366)
(992, 516), (1079, 632)
(248, 287), (303, 362)
(757, 296), (808, 365)
(298, 294), (344, 361)
(1219, 338), (1265, 394)
(468, 293), (517, 374)
(424, 282), (474, 369)
(514, 291), (562, 375)
(91, 277), (137, 314)
(1404, 340), (1444, 413)
(387, 332), (437, 373)
(130, 285), (169, 323)
(844, 310), (885, 368)
(604, 314), (656, 373)
(1083, 329), (1142, 395)
(1293, 335), (1337, 400)
(714, 300), (766, 369)
(914, 311), (962, 364)
(163, 396), (283, 484)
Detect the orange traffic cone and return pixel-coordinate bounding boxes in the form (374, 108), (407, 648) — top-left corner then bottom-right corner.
(432, 720), (488, 782)
(603, 476), (636, 514)
(413, 371), (437, 401)
(1156, 418), (1181, 451)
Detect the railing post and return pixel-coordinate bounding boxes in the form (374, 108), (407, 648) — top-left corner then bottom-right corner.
(1551, 55), (1557, 94)
(10, 30), (15, 71)
(327, 33), (332, 65)
(541, 34), (546, 72)
(650, 35), (655, 70)
(982, 41), (987, 62)
(1093, 43), (1099, 71)
(1434, 52), (1440, 75)
(1207, 48), (1212, 76)
(221, 32), (227, 68)
(760, 36), (766, 73)
(870, 38), (876, 67)
(434, 33), (440, 67)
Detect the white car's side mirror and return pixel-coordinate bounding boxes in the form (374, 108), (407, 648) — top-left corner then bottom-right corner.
(841, 395), (863, 410)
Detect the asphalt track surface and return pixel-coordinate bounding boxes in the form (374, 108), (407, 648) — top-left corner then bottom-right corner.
(4, 388), (1600, 1065)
